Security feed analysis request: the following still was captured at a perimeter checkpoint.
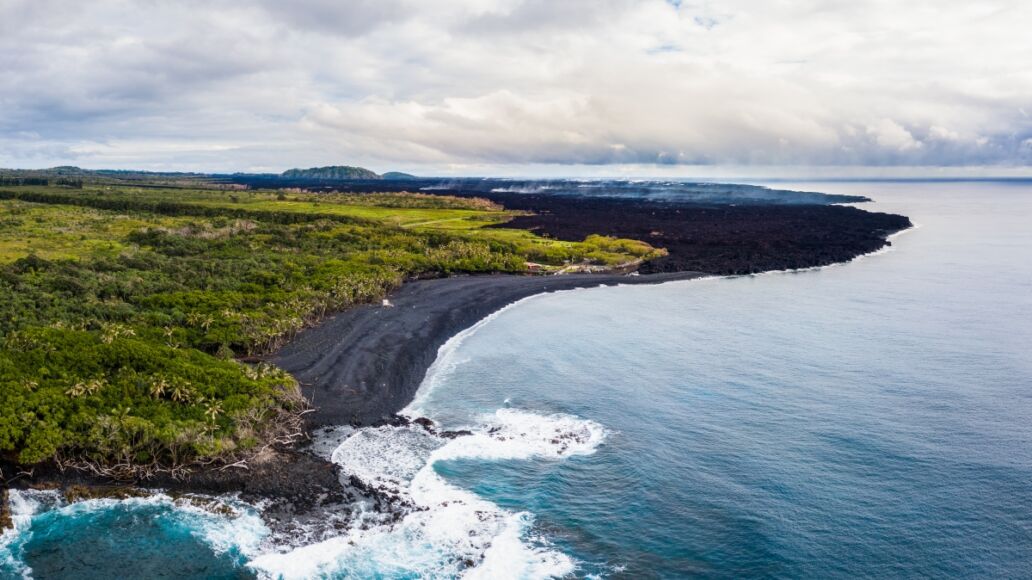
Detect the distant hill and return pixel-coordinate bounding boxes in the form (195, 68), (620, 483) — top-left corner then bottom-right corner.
(0, 165), (418, 184)
(49, 166), (90, 175)
(280, 166), (380, 180)
(381, 171), (418, 180)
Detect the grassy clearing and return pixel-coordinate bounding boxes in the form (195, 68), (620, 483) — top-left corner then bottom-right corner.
(0, 185), (659, 267)
(0, 200), (197, 262)
(1, 185), (512, 229)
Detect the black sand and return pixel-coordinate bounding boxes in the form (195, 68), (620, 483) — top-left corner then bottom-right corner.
(273, 272), (705, 426)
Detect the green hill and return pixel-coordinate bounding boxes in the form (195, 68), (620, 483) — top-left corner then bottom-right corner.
(381, 171), (418, 180)
(280, 166), (380, 180)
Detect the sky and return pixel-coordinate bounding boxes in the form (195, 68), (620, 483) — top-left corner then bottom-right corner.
(1, 0), (1031, 177)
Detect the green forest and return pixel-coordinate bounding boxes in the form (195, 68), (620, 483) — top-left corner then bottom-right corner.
(0, 184), (661, 478)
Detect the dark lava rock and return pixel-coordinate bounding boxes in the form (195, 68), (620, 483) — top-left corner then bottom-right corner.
(0, 487), (11, 530)
(412, 417), (436, 431)
(4, 448), (349, 516)
(479, 192), (912, 275)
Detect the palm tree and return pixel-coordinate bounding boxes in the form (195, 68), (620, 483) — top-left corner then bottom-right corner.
(149, 378), (168, 399)
(170, 382), (193, 403)
(204, 401), (223, 423)
(162, 326), (179, 348)
(100, 323), (134, 344)
(66, 379), (103, 398)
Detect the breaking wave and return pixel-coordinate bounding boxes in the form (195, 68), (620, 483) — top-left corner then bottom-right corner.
(245, 286), (612, 578)
(250, 408), (607, 579)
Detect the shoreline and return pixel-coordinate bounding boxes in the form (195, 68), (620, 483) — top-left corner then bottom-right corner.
(1, 231), (915, 569)
(272, 271), (706, 427)
(4, 222), (911, 503)
(3, 198), (913, 521)
(274, 216), (915, 430)
(1, 272), (703, 513)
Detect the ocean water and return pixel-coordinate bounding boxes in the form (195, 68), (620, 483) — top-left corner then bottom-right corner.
(0, 490), (267, 579)
(4, 181), (1031, 578)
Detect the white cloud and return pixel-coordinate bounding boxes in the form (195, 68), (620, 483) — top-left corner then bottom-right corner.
(0, 0), (1030, 173)
(868, 120), (923, 152)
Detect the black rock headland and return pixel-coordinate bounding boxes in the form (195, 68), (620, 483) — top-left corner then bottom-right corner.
(478, 192), (912, 275)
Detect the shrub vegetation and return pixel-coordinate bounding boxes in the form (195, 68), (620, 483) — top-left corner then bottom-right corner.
(0, 185), (661, 477)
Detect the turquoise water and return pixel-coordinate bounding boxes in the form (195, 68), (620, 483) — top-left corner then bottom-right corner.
(4, 181), (1031, 578)
(408, 181), (1032, 578)
(0, 492), (266, 579)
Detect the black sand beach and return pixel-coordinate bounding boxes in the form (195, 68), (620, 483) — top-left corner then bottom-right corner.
(273, 272), (705, 426)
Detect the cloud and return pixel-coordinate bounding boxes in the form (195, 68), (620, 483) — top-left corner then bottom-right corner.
(1, 0), (1030, 172)
(251, 0), (411, 37)
(868, 120), (922, 153)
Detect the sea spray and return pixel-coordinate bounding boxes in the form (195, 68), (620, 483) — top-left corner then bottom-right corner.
(0, 489), (50, 579)
(249, 408), (606, 579)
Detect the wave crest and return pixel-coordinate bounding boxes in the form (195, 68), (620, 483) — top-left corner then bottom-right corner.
(250, 408), (607, 579)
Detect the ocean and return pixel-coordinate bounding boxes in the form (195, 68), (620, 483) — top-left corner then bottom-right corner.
(3, 181), (1031, 579)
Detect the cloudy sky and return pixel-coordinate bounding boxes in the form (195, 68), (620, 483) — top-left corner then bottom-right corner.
(2, 0), (1030, 176)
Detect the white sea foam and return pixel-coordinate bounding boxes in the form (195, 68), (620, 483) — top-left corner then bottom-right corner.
(171, 495), (270, 558)
(331, 424), (445, 494)
(0, 489), (52, 579)
(249, 408), (606, 579)
(466, 512), (575, 580)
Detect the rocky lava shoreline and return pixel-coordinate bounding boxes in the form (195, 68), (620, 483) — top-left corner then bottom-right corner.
(476, 191), (912, 275)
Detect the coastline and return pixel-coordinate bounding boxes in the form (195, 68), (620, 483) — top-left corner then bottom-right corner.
(272, 271), (706, 427)
(1, 217), (917, 580)
(1, 272), (702, 511)
(5, 221), (911, 501)
(3, 197), (913, 539)
(273, 215), (916, 430)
